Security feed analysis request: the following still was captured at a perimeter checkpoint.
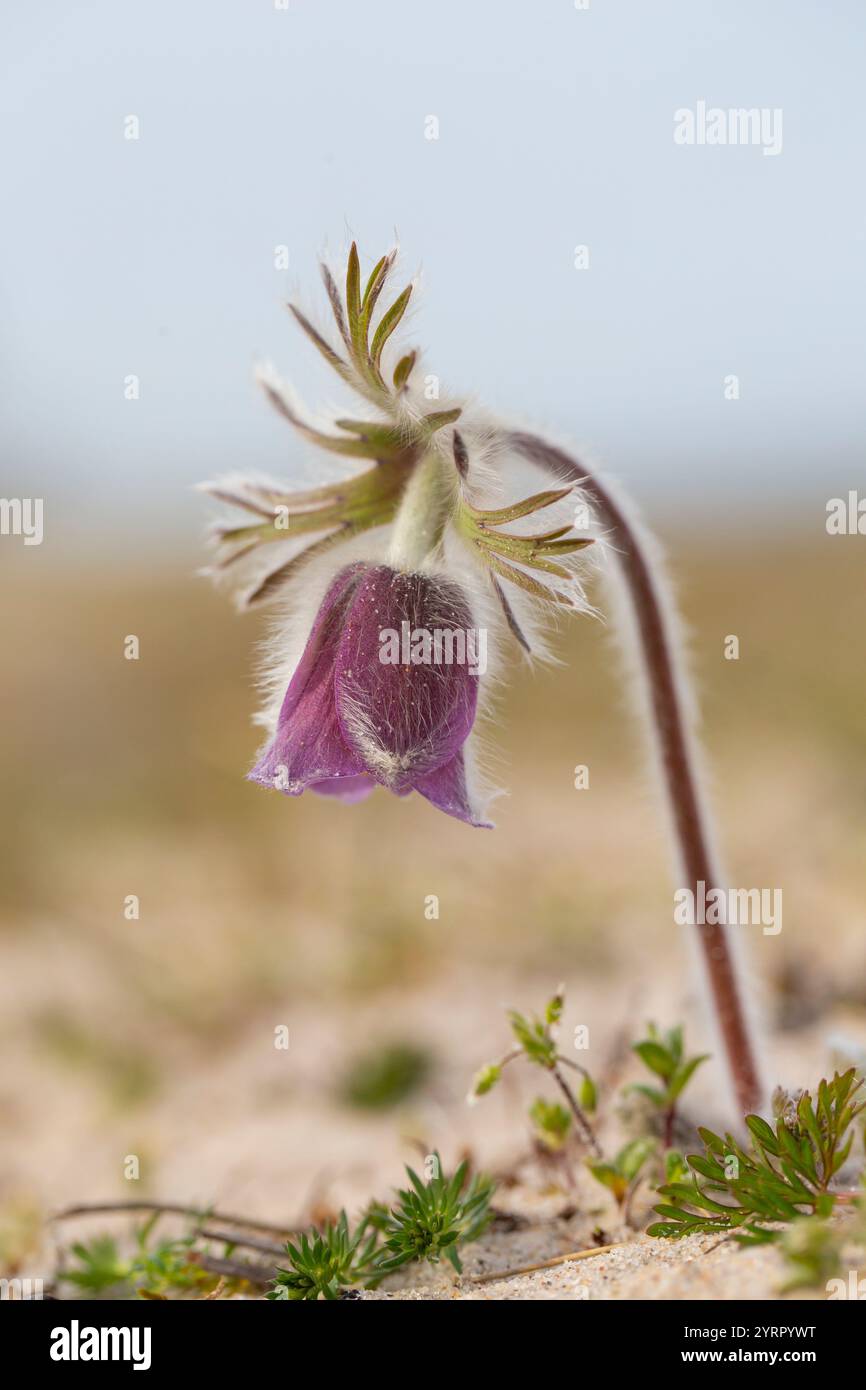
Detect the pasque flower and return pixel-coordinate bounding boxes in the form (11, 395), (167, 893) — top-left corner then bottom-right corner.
(201, 242), (594, 827)
(201, 238), (764, 1114)
(249, 563), (487, 826)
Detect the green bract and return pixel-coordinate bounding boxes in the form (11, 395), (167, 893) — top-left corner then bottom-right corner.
(202, 244), (593, 619)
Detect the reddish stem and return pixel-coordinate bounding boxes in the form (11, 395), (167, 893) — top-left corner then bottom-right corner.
(663, 1105), (676, 1150)
(507, 430), (763, 1116)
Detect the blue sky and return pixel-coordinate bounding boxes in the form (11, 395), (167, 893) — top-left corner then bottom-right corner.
(2, 0), (864, 545)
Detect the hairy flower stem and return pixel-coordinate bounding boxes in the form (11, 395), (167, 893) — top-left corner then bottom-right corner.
(507, 430), (763, 1117)
(388, 450), (455, 571)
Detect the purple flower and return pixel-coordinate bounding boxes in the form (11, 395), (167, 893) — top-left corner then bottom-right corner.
(204, 243), (596, 832)
(249, 564), (490, 826)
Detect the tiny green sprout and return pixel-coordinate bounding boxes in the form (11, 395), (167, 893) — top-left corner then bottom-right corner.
(376, 1155), (494, 1275)
(268, 1211), (379, 1301)
(588, 1138), (655, 1225)
(648, 1068), (866, 1243)
(630, 1023), (709, 1148)
(508, 1004), (559, 1069)
(470, 987), (601, 1156)
(469, 1062), (502, 1099)
(530, 1098), (572, 1152)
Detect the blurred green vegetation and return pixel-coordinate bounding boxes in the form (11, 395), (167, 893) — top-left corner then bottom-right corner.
(339, 1042), (433, 1110)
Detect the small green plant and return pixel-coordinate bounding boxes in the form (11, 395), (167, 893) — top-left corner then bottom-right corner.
(60, 1214), (219, 1298)
(267, 1211), (380, 1301)
(469, 987), (600, 1155)
(588, 1138), (655, 1222)
(375, 1158), (494, 1275)
(269, 1153), (494, 1298)
(61, 1235), (129, 1295)
(340, 1041), (432, 1110)
(630, 1023), (709, 1147)
(530, 1098), (572, 1152)
(649, 1069), (865, 1244)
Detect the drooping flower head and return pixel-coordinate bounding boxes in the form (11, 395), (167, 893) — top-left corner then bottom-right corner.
(250, 563), (486, 825)
(201, 243), (595, 826)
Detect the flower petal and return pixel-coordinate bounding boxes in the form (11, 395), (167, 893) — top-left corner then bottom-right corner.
(310, 773), (376, 803)
(334, 567), (480, 790)
(413, 751), (492, 828)
(248, 564), (369, 795)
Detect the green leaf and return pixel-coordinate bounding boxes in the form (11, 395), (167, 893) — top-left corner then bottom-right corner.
(345, 243), (361, 340)
(483, 550), (574, 607)
(698, 1127), (727, 1155)
(617, 1138), (654, 1182)
(746, 1114), (782, 1155)
(653, 1203), (700, 1223)
(422, 407), (462, 434)
(471, 1063), (502, 1097)
(629, 1082), (667, 1107)
(579, 1073), (597, 1114)
(647, 1220), (691, 1238)
(370, 284), (413, 368)
(669, 1053), (709, 1101)
(633, 1040), (676, 1080)
(393, 351), (416, 389)
(545, 990), (564, 1025)
(687, 1154), (726, 1182)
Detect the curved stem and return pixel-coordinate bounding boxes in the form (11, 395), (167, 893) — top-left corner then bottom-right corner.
(506, 429), (763, 1117)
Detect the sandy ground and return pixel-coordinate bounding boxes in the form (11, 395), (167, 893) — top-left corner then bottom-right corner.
(361, 1229), (788, 1301)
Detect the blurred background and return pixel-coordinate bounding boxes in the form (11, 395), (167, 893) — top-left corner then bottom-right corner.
(1, 1), (864, 1273)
